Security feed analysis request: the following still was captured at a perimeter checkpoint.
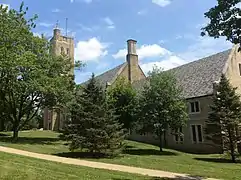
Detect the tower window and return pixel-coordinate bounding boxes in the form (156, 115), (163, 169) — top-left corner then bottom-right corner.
(66, 48), (69, 55)
(61, 47), (64, 54)
(239, 63), (241, 76)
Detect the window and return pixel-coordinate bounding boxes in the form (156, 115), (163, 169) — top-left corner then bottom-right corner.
(190, 101), (200, 113)
(239, 63), (241, 76)
(61, 47), (64, 54)
(191, 125), (203, 143)
(66, 48), (69, 55)
(48, 122), (51, 130)
(174, 127), (184, 143)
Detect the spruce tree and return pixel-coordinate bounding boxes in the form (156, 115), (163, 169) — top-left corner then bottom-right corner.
(63, 73), (125, 156)
(206, 74), (241, 163)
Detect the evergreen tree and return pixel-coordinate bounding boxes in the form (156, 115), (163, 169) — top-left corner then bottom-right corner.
(107, 77), (137, 133)
(63, 74), (125, 156)
(137, 66), (188, 152)
(206, 74), (241, 163)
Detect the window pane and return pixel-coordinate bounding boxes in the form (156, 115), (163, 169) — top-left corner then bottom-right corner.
(192, 125), (197, 142)
(180, 136), (184, 142)
(197, 125), (203, 142)
(239, 63), (241, 76)
(175, 134), (178, 142)
(195, 101), (200, 112)
(190, 102), (195, 112)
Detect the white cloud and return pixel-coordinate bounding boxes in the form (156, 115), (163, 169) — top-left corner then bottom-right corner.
(113, 44), (170, 59)
(139, 44), (171, 59)
(70, 0), (92, 3)
(33, 32), (42, 38)
(52, 8), (61, 13)
(158, 40), (166, 44)
(137, 9), (147, 15)
(236, 2), (241, 9)
(38, 22), (53, 28)
(83, 0), (92, 3)
(141, 55), (187, 74)
(1, 4), (10, 11)
(113, 49), (127, 59)
(179, 36), (232, 61)
(74, 37), (108, 62)
(103, 17), (115, 29)
(152, 0), (171, 7)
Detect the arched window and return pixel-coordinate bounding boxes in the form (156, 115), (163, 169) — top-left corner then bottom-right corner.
(66, 48), (69, 55)
(61, 47), (64, 54)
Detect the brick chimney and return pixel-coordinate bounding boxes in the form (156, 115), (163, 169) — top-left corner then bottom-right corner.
(126, 39), (139, 83)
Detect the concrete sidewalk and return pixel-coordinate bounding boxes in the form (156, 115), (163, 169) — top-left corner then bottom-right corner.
(0, 146), (218, 180)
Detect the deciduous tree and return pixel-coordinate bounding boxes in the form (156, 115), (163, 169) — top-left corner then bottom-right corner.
(0, 3), (75, 140)
(107, 77), (137, 132)
(137, 66), (188, 152)
(201, 0), (241, 50)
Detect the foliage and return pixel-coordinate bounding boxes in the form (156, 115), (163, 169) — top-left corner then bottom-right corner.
(107, 77), (137, 132)
(0, 3), (75, 140)
(137, 66), (188, 151)
(206, 74), (241, 163)
(62, 74), (125, 156)
(201, 0), (241, 49)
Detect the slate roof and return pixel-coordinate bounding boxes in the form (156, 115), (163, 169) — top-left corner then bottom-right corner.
(81, 63), (126, 88)
(80, 49), (232, 99)
(133, 49), (232, 99)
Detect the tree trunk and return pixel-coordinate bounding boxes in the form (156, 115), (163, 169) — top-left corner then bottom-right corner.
(12, 127), (19, 142)
(231, 151), (236, 163)
(0, 119), (4, 131)
(228, 128), (236, 163)
(159, 132), (163, 152)
(164, 131), (167, 147)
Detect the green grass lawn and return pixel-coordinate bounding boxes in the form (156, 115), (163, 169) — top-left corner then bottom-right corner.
(0, 151), (160, 180)
(0, 130), (240, 180)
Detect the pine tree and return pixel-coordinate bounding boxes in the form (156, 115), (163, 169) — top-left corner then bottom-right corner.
(63, 73), (125, 156)
(206, 74), (241, 163)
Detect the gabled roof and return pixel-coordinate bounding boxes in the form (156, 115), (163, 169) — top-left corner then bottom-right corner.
(81, 63), (127, 88)
(133, 49), (232, 99)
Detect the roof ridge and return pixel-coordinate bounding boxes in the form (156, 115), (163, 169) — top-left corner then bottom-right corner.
(170, 49), (232, 71)
(95, 62), (126, 78)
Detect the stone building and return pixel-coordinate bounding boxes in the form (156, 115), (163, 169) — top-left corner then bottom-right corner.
(82, 39), (146, 88)
(43, 28), (74, 131)
(43, 27), (241, 153)
(130, 45), (241, 153)
(79, 39), (241, 153)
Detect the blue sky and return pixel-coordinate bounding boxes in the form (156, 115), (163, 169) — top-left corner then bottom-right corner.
(1, 0), (232, 84)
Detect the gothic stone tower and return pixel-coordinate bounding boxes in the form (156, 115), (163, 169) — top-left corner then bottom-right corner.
(43, 27), (74, 131)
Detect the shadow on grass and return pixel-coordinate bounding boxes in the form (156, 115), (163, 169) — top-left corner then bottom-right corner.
(122, 148), (177, 156)
(0, 136), (61, 145)
(54, 151), (109, 159)
(0, 133), (10, 137)
(194, 157), (241, 164)
(112, 175), (204, 180)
